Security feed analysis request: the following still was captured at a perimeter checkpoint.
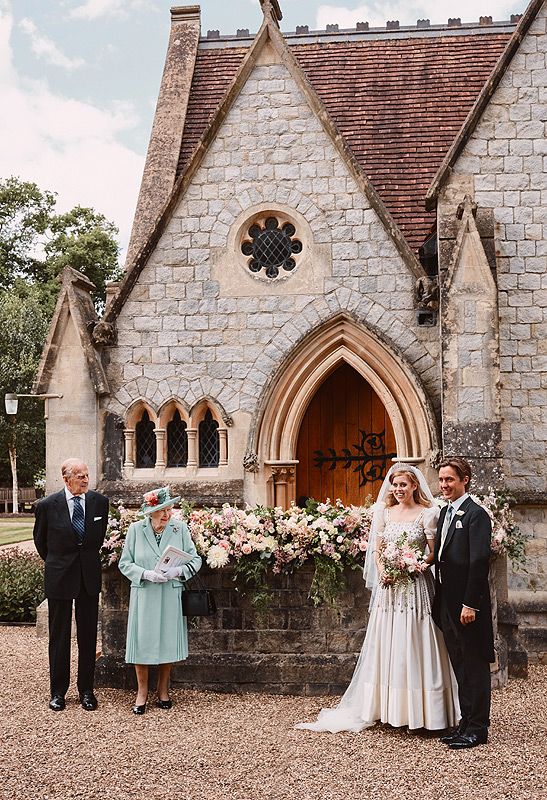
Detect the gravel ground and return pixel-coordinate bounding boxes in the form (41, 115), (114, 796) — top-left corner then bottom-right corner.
(1, 627), (545, 800)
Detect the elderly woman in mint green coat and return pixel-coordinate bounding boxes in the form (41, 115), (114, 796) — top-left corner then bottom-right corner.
(118, 487), (201, 714)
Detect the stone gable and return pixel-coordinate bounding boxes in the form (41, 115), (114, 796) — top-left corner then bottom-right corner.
(107, 56), (440, 433)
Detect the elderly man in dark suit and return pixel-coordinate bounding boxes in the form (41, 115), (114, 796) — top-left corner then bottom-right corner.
(432, 456), (494, 749)
(33, 459), (109, 711)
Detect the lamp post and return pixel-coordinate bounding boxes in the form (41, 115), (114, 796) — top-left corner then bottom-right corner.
(4, 393), (62, 514)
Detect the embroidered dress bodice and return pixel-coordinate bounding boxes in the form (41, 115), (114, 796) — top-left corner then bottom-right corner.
(375, 507), (432, 616)
(382, 507), (427, 550)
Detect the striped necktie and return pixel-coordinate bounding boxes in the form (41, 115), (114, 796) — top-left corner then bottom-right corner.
(72, 495), (85, 544)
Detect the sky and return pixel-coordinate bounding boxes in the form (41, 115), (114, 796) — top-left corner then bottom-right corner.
(1, 0), (527, 258)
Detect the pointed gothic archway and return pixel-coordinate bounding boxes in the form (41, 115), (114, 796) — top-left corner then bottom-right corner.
(252, 315), (439, 507)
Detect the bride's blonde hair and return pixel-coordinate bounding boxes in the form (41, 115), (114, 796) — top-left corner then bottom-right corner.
(384, 468), (432, 508)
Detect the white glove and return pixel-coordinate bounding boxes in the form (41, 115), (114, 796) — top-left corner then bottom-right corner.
(142, 570), (168, 583)
(161, 566), (183, 580)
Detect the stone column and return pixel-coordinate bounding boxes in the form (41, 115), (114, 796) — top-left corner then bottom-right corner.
(187, 428), (198, 467)
(123, 429), (135, 468)
(155, 428), (166, 469)
(266, 462), (298, 509)
(219, 429), (228, 466)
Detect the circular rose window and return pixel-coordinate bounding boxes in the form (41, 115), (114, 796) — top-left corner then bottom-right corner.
(241, 216), (302, 279)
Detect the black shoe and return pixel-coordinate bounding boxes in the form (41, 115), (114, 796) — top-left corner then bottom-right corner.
(440, 724), (466, 744)
(155, 698), (172, 709)
(448, 732), (488, 750)
(132, 703), (146, 715)
(80, 691), (98, 711)
(49, 695), (66, 711)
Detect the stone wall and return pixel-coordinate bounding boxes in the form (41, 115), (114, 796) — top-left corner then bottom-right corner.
(509, 505), (547, 591)
(447, 6), (547, 497)
(97, 564), (370, 695)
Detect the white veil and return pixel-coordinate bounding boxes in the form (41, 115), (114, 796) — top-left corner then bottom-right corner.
(363, 462), (435, 591)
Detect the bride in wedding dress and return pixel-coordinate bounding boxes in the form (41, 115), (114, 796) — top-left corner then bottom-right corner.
(296, 464), (459, 733)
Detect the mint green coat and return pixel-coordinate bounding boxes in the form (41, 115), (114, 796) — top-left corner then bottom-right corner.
(118, 516), (202, 665)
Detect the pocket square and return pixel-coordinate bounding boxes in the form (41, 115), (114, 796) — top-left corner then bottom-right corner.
(94, 516), (103, 521)
(455, 520), (463, 529)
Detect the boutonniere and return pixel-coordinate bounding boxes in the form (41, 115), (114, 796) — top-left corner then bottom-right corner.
(455, 510), (465, 517)
(455, 520), (463, 529)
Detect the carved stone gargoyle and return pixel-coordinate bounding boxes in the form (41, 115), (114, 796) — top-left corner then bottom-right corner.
(415, 275), (439, 310)
(91, 321), (117, 346)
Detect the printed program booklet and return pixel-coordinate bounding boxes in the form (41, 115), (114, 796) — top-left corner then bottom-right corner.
(154, 545), (194, 574)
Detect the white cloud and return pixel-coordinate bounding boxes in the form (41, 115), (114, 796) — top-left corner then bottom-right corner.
(68, 0), (154, 21)
(19, 17), (84, 70)
(317, 1), (521, 28)
(0, 6), (144, 257)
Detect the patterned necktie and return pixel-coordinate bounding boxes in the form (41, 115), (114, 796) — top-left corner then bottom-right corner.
(72, 495), (85, 543)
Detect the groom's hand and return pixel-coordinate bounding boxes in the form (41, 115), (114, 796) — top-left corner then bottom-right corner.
(460, 606), (476, 625)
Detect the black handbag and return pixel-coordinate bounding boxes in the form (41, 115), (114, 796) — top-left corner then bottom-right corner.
(182, 563), (217, 617)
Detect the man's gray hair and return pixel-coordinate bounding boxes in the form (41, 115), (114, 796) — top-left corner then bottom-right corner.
(61, 459), (87, 478)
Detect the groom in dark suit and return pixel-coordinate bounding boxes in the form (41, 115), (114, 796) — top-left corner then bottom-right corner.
(432, 456), (494, 749)
(33, 459), (109, 711)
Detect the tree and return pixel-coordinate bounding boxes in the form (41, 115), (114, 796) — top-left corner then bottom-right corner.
(0, 177), (122, 308)
(0, 177), (122, 497)
(0, 284), (50, 495)
(0, 177), (55, 289)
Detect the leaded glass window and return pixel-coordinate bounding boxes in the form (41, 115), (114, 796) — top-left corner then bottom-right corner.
(241, 216), (302, 279)
(135, 410), (156, 468)
(199, 410), (219, 468)
(167, 411), (188, 467)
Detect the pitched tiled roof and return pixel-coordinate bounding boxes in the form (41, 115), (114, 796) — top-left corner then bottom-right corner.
(176, 29), (513, 253)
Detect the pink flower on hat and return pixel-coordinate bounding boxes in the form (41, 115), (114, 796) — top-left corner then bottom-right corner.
(144, 491), (159, 507)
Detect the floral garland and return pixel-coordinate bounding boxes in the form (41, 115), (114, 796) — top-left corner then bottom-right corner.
(188, 499), (373, 609)
(101, 489), (527, 607)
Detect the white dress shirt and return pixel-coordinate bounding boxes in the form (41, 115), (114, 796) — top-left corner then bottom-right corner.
(64, 486), (86, 521)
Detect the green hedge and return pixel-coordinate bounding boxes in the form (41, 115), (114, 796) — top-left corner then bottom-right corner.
(0, 548), (44, 622)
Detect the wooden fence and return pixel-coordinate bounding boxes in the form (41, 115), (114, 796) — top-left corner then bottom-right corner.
(0, 488), (38, 512)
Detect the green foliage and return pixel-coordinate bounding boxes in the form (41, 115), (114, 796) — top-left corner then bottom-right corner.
(0, 176), (121, 307)
(232, 553), (273, 616)
(0, 177), (55, 287)
(0, 548), (45, 622)
(44, 206), (122, 302)
(309, 555), (346, 608)
(0, 284), (50, 485)
(0, 176), (122, 486)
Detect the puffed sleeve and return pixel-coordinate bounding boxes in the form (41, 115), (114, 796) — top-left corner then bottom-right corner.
(423, 505), (440, 538)
(372, 501), (387, 537)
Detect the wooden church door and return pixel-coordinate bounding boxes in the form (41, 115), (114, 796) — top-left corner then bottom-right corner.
(295, 363), (396, 505)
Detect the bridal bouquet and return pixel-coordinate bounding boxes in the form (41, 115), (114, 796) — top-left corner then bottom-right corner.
(378, 532), (429, 589)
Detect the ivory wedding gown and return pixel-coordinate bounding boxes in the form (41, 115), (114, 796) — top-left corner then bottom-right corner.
(296, 507), (459, 733)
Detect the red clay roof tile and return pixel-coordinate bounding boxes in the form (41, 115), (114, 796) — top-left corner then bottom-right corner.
(177, 31), (512, 253)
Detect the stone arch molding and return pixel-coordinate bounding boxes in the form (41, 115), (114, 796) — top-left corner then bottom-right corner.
(206, 184), (331, 249)
(254, 315), (439, 472)
(240, 291), (439, 416)
(209, 186), (332, 297)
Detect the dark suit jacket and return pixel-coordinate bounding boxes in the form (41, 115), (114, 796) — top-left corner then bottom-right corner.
(432, 496), (495, 663)
(33, 489), (109, 599)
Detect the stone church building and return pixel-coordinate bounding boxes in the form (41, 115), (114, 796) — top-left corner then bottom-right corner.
(36, 0), (546, 611)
